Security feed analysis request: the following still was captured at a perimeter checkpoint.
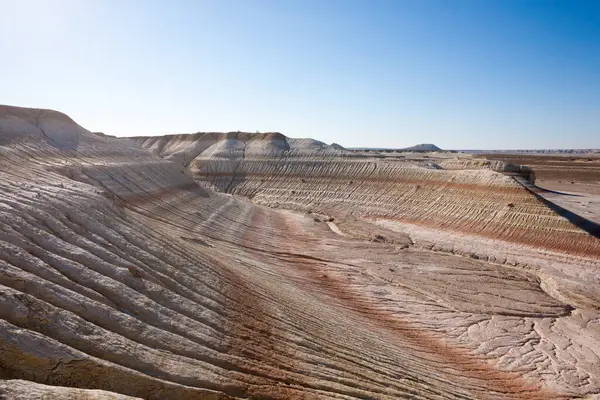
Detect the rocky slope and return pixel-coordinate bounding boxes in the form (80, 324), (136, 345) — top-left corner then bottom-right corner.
(1, 106), (600, 399)
(128, 132), (592, 257)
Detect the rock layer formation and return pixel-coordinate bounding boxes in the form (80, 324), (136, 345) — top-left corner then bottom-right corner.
(1, 106), (600, 399)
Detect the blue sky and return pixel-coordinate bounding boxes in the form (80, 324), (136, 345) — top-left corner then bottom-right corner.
(1, 0), (599, 149)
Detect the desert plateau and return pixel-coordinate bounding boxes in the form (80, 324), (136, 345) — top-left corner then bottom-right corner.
(0, 105), (599, 399)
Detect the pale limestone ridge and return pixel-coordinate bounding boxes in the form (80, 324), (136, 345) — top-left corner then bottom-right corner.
(1, 106), (600, 399)
(124, 131), (346, 169)
(439, 157), (536, 182)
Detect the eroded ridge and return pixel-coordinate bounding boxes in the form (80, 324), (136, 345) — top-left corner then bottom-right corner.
(129, 131), (598, 257)
(1, 105), (599, 399)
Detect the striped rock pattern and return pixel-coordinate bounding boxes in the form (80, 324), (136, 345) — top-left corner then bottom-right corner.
(0, 106), (599, 399)
(130, 132), (598, 258)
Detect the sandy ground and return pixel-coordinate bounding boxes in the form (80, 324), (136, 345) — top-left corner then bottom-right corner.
(536, 184), (600, 224)
(482, 153), (600, 225)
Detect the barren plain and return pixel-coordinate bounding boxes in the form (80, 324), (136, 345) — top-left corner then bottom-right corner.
(1, 105), (599, 399)
(482, 154), (600, 228)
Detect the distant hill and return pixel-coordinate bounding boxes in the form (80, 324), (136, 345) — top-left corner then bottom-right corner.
(463, 149), (600, 154)
(401, 144), (442, 151)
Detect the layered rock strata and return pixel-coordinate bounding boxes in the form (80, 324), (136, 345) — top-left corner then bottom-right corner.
(0, 107), (599, 399)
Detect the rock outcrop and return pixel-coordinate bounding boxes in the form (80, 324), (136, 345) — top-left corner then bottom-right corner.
(0, 380), (143, 400)
(1, 106), (600, 399)
(129, 132), (590, 256)
(438, 158), (536, 183)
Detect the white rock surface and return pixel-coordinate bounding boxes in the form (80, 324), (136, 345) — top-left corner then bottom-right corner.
(1, 105), (599, 399)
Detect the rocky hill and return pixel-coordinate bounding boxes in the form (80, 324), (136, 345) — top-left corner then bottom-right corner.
(400, 143), (442, 151)
(1, 105), (599, 399)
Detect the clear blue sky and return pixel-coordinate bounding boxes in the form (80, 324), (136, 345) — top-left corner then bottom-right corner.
(1, 0), (599, 149)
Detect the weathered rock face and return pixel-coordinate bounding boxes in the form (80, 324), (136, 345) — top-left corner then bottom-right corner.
(438, 158), (536, 183)
(1, 106), (600, 399)
(0, 380), (143, 400)
(129, 132), (591, 257)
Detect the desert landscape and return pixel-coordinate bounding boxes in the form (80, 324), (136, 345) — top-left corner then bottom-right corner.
(480, 154), (600, 230)
(1, 105), (599, 399)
